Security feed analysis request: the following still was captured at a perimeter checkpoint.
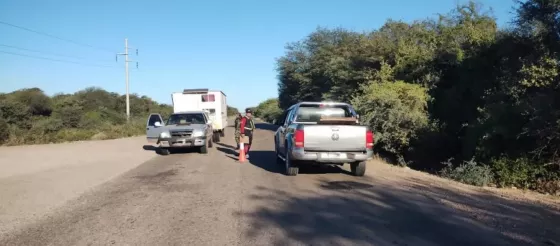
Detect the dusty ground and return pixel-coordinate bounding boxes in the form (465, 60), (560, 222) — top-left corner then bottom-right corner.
(0, 136), (156, 236)
(0, 123), (558, 246)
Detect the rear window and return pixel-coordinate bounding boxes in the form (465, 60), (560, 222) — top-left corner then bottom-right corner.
(295, 104), (354, 123)
(167, 113), (206, 125)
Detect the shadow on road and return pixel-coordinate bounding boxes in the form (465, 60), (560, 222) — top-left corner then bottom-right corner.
(142, 145), (158, 151)
(237, 150), (354, 176)
(142, 145), (198, 155)
(236, 179), (560, 246)
(216, 142), (237, 150)
(217, 147), (237, 156)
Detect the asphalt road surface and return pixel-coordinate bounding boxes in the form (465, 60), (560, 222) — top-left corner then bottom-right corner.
(1, 123), (558, 246)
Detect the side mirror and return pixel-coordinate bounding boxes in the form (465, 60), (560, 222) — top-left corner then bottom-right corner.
(154, 121), (162, 127)
(207, 120), (213, 125)
(356, 114), (360, 119)
(272, 119), (277, 125)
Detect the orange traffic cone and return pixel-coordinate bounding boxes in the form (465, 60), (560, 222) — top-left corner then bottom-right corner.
(238, 142), (246, 162)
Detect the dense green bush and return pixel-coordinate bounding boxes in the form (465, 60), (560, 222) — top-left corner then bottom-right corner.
(253, 98), (282, 123)
(351, 63), (430, 160)
(0, 87), (173, 145)
(254, 0), (560, 194)
(227, 106), (239, 116)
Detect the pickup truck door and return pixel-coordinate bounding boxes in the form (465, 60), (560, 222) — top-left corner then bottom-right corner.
(279, 108), (295, 155)
(146, 113), (164, 142)
(276, 111), (287, 153)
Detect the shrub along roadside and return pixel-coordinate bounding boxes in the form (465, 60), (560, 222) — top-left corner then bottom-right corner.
(0, 87), (172, 146)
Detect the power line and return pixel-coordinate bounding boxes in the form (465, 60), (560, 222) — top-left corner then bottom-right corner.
(0, 50), (119, 68)
(0, 44), (111, 62)
(0, 20), (115, 53)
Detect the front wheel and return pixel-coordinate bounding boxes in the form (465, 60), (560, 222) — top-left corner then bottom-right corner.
(351, 161), (366, 176)
(158, 148), (170, 156)
(200, 140), (209, 154)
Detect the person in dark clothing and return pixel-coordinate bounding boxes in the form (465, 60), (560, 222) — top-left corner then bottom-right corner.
(239, 108), (256, 159)
(234, 113), (242, 149)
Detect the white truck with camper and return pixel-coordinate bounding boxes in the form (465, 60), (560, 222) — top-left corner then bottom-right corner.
(273, 101), (374, 176)
(146, 110), (215, 155)
(171, 88), (227, 143)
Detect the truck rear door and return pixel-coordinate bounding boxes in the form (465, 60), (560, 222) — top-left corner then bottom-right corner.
(294, 104), (365, 152)
(303, 125), (366, 152)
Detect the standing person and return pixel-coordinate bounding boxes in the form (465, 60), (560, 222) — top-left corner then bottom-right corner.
(239, 108), (256, 159)
(234, 112), (242, 149)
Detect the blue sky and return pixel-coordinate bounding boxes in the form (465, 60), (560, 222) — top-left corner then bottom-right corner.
(0, 0), (517, 110)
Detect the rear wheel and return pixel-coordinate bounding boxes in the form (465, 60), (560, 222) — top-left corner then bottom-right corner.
(220, 130), (225, 137)
(351, 161), (366, 176)
(213, 132), (221, 143)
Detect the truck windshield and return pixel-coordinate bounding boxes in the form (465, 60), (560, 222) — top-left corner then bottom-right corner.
(295, 104), (354, 123)
(167, 113), (206, 125)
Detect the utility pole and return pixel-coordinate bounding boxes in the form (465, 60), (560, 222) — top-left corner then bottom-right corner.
(116, 38), (138, 122)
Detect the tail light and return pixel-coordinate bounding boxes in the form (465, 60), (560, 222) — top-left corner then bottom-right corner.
(366, 130), (374, 148)
(294, 129), (304, 148)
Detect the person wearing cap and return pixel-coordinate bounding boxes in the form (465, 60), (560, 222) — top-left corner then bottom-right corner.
(239, 108), (256, 159)
(234, 112), (242, 149)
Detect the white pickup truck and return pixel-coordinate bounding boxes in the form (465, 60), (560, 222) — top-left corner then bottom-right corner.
(273, 101), (374, 176)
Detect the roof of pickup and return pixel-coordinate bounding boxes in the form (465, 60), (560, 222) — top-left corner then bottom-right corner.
(293, 101), (351, 107)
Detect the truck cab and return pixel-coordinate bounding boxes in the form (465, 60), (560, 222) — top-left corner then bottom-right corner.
(146, 111), (215, 155)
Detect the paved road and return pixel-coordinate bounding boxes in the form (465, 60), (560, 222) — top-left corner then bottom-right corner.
(1, 123), (557, 246)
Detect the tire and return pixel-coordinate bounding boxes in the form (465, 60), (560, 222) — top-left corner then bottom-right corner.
(159, 148), (170, 156)
(220, 130), (225, 137)
(208, 137), (213, 148)
(200, 140), (209, 154)
(213, 132), (221, 143)
(351, 161), (366, 176)
(285, 151), (299, 176)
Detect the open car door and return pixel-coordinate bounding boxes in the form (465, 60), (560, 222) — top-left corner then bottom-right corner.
(146, 113), (164, 143)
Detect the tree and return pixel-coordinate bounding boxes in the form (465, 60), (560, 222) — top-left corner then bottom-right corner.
(227, 106), (239, 116)
(254, 98), (282, 123)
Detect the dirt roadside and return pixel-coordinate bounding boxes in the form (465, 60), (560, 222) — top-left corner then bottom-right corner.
(365, 159), (560, 245)
(0, 136), (158, 236)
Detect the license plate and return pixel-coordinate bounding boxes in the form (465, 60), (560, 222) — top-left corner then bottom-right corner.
(321, 153), (341, 158)
(160, 141), (169, 145)
(184, 142), (192, 146)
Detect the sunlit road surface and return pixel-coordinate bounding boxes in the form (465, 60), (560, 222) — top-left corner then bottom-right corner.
(1, 123), (558, 246)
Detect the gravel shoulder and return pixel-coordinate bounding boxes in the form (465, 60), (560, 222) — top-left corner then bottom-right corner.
(0, 136), (157, 236)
